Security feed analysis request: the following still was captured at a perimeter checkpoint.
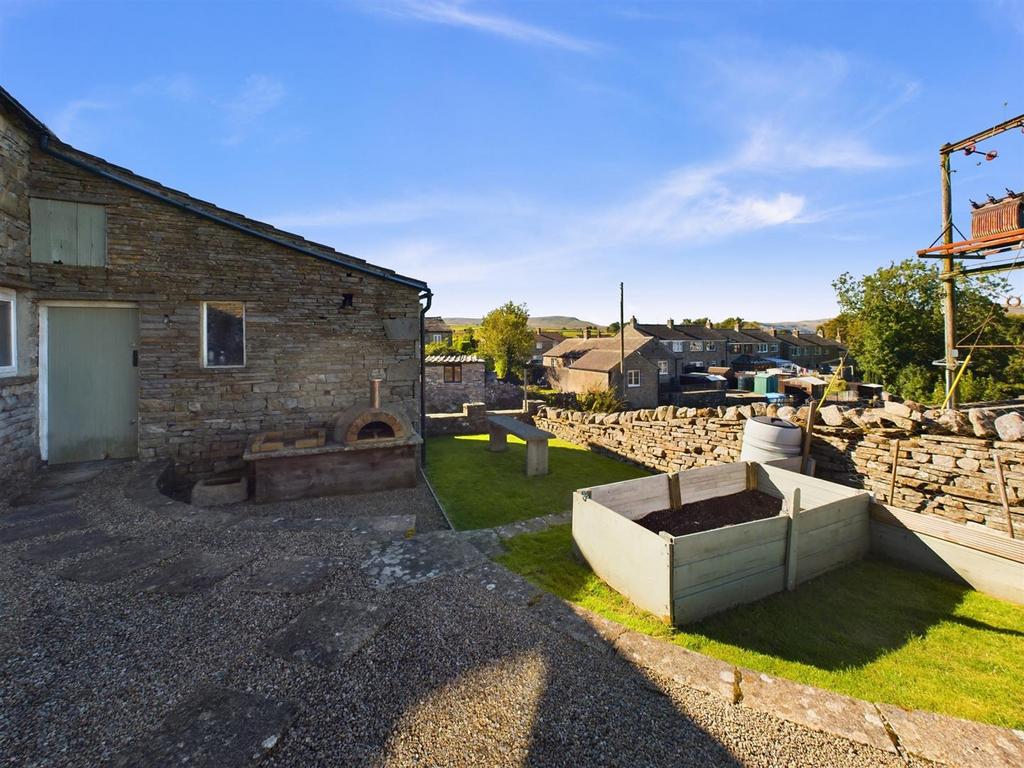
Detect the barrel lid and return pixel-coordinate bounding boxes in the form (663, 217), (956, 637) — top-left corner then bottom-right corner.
(750, 416), (799, 429)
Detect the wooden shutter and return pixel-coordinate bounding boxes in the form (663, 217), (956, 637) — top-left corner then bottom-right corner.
(30, 198), (106, 266)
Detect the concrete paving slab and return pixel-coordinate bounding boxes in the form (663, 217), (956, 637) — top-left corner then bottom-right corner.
(459, 529), (505, 558)
(19, 531), (122, 564)
(111, 684), (297, 768)
(461, 561), (544, 607)
(878, 703), (1024, 768)
(359, 530), (485, 589)
(138, 551), (252, 594)
(0, 500), (75, 526)
(614, 629), (738, 703)
(10, 485), (80, 507)
(0, 514), (88, 544)
(739, 667), (895, 753)
(33, 465), (105, 489)
(232, 513), (416, 541)
(59, 543), (174, 584)
(265, 598), (384, 668)
(241, 556), (338, 594)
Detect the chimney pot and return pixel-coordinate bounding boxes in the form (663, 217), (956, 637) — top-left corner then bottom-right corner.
(370, 378), (381, 409)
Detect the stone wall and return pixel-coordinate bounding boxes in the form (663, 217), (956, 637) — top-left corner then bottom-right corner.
(1, 102), (425, 478)
(425, 362), (485, 413)
(534, 404), (1024, 536)
(0, 107), (38, 480)
(425, 401), (541, 437)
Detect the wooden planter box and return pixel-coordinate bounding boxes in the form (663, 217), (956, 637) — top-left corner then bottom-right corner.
(572, 462), (871, 624)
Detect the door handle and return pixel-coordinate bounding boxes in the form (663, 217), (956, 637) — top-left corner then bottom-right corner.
(132, 350), (139, 367)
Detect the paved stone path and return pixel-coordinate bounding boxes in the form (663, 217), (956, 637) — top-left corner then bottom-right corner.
(1, 461), (1020, 767)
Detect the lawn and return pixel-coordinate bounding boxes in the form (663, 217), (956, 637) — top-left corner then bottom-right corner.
(497, 524), (1024, 729)
(424, 434), (649, 530)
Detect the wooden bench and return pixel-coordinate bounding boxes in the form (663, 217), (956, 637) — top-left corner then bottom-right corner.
(486, 415), (554, 476)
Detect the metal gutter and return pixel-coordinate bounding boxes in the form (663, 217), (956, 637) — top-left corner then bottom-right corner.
(37, 134), (429, 292)
(418, 289), (433, 466)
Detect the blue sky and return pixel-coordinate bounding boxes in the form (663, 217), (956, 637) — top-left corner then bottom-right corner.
(2, 0), (1024, 324)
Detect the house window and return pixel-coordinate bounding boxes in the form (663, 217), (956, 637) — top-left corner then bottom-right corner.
(536, 342), (544, 349)
(792, 347), (802, 357)
(729, 343), (741, 354)
(670, 341), (684, 353)
(757, 343), (769, 354)
(0, 288), (16, 376)
(627, 369), (641, 387)
(771, 343), (779, 353)
(657, 360), (669, 375)
(430, 333), (444, 344)
(202, 301), (245, 368)
(443, 364), (462, 383)
(689, 341), (703, 352)
(706, 341), (716, 352)
(30, 198), (106, 266)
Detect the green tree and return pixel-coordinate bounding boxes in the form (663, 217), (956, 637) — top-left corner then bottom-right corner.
(607, 321), (621, 334)
(833, 259), (1019, 400)
(477, 301), (533, 380)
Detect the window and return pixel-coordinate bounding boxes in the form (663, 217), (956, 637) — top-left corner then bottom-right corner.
(443, 364), (462, 383)
(202, 301), (245, 368)
(627, 369), (641, 387)
(430, 333), (444, 344)
(536, 342), (544, 349)
(743, 344), (753, 354)
(671, 340), (685, 353)
(729, 343), (741, 354)
(757, 343), (769, 354)
(706, 341), (716, 352)
(657, 359), (669, 375)
(792, 347), (802, 357)
(0, 288), (16, 376)
(30, 198), (106, 266)
(771, 343), (779, 353)
(689, 341), (703, 352)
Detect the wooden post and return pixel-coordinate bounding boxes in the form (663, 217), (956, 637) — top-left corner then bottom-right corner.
(888, 439), (901, 506)
(784, 487), (801, 591)
(668, 472), (682, 511)
(993, 452), (1016, 539)
(801, 401), (817, 475)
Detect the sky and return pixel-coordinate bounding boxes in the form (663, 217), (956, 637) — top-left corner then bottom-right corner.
(2, 0), (1024, 325)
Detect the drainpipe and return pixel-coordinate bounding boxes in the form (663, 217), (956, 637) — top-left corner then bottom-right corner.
(419, 289), (433, 467)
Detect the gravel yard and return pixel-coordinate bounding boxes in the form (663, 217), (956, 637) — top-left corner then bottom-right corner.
(0, 461), (935, 767)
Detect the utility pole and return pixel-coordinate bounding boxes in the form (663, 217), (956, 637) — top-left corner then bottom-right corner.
(941, 151), (957, 408)
(619, 282), (626, 398)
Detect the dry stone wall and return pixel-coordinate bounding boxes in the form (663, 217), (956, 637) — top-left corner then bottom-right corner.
(534, 404), (1024, 536)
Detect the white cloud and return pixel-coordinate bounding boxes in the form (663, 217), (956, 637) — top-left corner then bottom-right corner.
(131, 74), (197, 102)
(222, 75), (285, 145)
(371, 0), (600, 53)
(50, 99), (111, 140)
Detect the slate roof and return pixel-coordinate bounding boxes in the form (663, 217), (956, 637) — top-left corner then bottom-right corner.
(633, 324), (698, 341)
(425, 355), (483, 364)
(571, 346), (651, 372)
(674, 325), (728, 341)
(425, 317), (452, 333)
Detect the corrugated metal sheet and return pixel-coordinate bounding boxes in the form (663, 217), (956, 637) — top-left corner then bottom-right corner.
(424, 354), (483, 364)
(971, 196), (1024, 238)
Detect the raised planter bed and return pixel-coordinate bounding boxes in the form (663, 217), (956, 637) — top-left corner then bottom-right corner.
(573, 462), (871, 624)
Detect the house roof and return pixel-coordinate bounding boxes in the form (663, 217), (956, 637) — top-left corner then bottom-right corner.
(718, 327), (769, 345)
(632, 323), (698, 341)
(775, 331), (821, 348)
(738, 328), (781, 344)
(571, 347), (652, 373)
(674, 325), (727, 341)
(0, 85), (429, 293)
(425, 354), (482, 364)
(535, 330), (566, 342)
(424, 317), (452, 333)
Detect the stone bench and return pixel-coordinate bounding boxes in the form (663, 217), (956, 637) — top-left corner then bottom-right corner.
(486, 415), (554, 477)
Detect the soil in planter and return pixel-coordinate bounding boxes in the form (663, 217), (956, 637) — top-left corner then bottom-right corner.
(636, 489), (783, 536)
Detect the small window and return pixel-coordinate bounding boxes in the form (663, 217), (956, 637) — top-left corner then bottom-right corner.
(627, 369), (641, 387)
(536, 342), (544, 349)
(202, 301), (245, 368)
(689, 341), (703, 352)
(792, 347), (802, 357)
(30, 198), (106, 266)
(657, 360), (669, 375)
(443, 364), (462, 383)
(771, 343), (779, 353)
(706, 341), (716, 352)
(729, 343), (741, 354)
(0, 288), (16, 375)
(757, 343), (769, 353)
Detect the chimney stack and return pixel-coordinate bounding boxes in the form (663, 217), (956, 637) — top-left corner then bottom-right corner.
(629, 315), (638, 328)
(793, 329), (801, 338)
(734, 320), (741, 332)
(768, 328), (777, 337)
(583, 327), (591, 339)
(705, 319), (713, 329)
(667, 318), (675, 329)
(370, 378), (382, 409)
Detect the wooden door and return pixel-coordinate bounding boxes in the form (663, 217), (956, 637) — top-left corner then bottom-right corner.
(46, 306), (139, 464)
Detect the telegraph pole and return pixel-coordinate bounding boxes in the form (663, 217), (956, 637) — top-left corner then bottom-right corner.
(941, 151), (957, 408)
(619, 282), (626, 398)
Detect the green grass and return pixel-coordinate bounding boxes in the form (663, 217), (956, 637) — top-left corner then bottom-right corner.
(424, 434), (649, 530)
(497, 524), (1024, 729)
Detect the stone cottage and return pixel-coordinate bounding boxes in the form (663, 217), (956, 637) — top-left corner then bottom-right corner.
(424, 354), (485, 413)
(545, 335), (659, 409)
(423, 316), (453, 347)
(0, 87), (430, 480)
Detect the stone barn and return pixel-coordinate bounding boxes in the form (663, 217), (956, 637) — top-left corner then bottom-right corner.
(424, 354), (485, 413)
(0, 87), (430, 480)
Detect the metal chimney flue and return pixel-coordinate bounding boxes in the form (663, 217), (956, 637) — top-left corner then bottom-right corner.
(370, 378), (382, 409)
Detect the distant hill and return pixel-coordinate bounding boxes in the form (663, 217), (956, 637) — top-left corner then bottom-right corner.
(445, 316), (600, 329)
(760, 319), (832, 334)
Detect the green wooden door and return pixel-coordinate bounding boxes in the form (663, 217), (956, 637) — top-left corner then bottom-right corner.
(47, 306), (139, 464)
